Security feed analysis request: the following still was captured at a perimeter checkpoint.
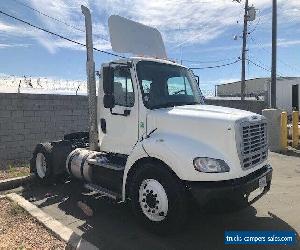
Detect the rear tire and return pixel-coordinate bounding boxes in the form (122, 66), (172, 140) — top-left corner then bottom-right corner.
(30, 143), (55, 185)
(129, 162), (188, 234)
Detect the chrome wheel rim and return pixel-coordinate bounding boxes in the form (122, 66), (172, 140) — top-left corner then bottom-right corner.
(36, 153), (47, 178)
(139, 179), (168, 222)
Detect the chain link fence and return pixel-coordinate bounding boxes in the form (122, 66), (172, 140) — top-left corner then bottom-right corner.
(0, 74), (88, 95)
(0, 74), (217, 97)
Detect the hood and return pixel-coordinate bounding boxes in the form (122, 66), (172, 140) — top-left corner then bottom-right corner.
(148, 104), (261, 125)
(146, 104), (263, 167)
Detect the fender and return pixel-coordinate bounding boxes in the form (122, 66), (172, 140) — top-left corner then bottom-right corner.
(122, 141), (148, 201)
(122, 132), (232, 201)
(141, 132), (232, 179)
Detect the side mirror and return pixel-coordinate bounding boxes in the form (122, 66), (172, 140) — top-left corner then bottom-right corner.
(103, 66), (114, 95)
(102, 66), (115, 109)
(104, 95), (115, 108)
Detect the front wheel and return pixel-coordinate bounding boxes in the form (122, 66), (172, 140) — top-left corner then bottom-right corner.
(129, 162), (188, 234)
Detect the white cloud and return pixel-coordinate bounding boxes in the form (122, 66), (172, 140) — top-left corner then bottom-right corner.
(28, 0), (110, 53)
(249, 38), (300, 50)
(183, 35), (300, 54)
(278, 39), (300, 47)
(281, 0), (300, 21)
(1, 0), (299, 54)
(0, 20), (29, 35)
(0, 43), (30, 49)
(0, 22), (18, 32)
(94, 0), (244, 47)
(0, 1), (110, 53)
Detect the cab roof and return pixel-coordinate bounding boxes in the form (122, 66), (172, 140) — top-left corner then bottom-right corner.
(110, 56), (185, 68)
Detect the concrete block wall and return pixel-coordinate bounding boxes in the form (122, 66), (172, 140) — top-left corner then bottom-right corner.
(0, 93), (88, 168)
(0, 93), (267, 169)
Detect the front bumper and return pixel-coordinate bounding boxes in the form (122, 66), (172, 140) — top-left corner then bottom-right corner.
(187, 164), (272, 207)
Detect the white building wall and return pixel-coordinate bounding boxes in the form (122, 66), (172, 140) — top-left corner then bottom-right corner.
(276, 78), (300, 113)
(276, 81), (292, 112)
(217, 78), (267, 96)
(217, 77), (300, 113)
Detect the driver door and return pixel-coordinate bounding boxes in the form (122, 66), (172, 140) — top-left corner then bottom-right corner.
(99, 66), (139, 155)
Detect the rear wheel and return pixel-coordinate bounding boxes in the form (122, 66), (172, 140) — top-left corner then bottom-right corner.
(30, 143), (54, 184)
(36, 152), (47, 179)
(130, 162), (188, 234)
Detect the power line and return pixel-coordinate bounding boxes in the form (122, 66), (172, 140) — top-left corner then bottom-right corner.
(190, 59), (241, 70)
(0, 10), (126, 59)
(250, 36), (300, 73)
(249, 55), (285, 76)
(11, 0), (85, 33)
(182, 56), (239, 64)
(11, 0), (109, 42)
(246, 58), (284, 77)
(247, 58), (272, 72)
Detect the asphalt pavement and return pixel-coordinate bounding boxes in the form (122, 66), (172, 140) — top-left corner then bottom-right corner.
(10, 152), (300, 250)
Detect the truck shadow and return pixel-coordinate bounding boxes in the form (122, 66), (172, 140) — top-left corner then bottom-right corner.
(21, 180), (300, 250)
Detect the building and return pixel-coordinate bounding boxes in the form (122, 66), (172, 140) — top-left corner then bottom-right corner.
(216, 77), (300, 113)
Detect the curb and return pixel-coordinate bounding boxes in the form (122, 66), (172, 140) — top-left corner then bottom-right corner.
(0, 175), (35, 191)
(6, 193), (98, 250)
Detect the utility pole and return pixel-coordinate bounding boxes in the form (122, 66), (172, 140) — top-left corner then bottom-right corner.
(241, 0), (249, 101)
(271, 0), (277, 108)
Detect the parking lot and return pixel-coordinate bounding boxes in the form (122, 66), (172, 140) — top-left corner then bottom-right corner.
(9, 152), (300, 250)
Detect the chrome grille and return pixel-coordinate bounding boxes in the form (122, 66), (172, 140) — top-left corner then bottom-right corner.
(241, 121), (268, 169)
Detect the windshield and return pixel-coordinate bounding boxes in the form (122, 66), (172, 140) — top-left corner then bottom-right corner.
(137, 61), (204, 109)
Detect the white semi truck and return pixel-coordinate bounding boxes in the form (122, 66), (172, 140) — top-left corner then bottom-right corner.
(30, 7), (272, 233)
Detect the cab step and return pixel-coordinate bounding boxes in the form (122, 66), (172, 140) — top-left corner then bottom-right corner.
(87, 158), (125, 171)
(84, 183), (122, 201)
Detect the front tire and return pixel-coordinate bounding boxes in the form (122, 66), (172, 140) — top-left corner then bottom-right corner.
(129, 162), (188, 234)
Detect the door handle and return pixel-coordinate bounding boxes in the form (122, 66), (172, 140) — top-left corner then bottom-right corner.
(110, 108), (131, 116)
(124, 109), (131, 116)
(100, 118), (106, 133)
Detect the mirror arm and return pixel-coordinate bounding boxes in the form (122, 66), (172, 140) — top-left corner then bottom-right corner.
(196, 76), (200, 86)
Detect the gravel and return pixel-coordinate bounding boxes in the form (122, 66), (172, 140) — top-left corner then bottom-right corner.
(0, 198), (66, 249)
(0, 166), (30, 181)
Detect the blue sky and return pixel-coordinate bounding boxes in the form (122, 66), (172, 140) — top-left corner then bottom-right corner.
(0, 0), (300, 96)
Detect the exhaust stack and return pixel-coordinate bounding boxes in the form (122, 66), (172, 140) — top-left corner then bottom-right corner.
(81, 5), (98, 151)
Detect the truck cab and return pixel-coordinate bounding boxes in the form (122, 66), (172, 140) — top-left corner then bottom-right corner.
(31, 56), (272, 233)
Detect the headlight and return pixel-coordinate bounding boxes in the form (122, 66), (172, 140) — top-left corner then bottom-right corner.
(193, 157), (230, 173)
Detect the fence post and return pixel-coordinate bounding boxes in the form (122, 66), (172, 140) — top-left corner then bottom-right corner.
(280, 111), (288, 151)
(292, 111), (299, 148)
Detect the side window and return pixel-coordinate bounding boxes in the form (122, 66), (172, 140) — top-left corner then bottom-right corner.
(113, 67), (134, 107)
(167, 76), (193, 96)
(141, 80), (152, 94)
